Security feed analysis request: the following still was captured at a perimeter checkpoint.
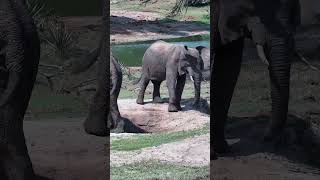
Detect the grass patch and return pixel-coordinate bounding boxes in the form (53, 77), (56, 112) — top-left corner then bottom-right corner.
(111, 123), (209, 151)
(111, 161), (209, 180)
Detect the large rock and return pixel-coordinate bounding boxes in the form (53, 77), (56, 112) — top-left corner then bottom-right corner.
(118, 98), (209, 133)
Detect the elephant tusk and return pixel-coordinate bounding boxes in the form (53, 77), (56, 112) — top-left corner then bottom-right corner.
(190, 75), (194, 82)
(256, 45), (269, 66)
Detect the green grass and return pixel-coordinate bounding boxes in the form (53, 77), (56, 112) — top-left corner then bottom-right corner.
(111, 123), (209, 151)
(111, 161), (209, 180)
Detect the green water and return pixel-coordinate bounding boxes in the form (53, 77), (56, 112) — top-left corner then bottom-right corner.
(46, 0), (100, 16)
(111, 39), (210, 67)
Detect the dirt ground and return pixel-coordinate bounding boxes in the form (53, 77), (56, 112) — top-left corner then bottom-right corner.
(110, 10), (210, 44)
(111, 134), (210, 166)
(211, 114), (320, 180)
(111, 99), (210, 168)
(24, 119), (107, 180)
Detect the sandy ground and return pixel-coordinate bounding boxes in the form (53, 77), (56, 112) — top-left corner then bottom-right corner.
(111, 134), (210, 167)
(111, 99), (210, 167)
(24, 119), (107, 180)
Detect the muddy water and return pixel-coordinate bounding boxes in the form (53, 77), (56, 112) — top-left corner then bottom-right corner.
(111, 39), (210, 67)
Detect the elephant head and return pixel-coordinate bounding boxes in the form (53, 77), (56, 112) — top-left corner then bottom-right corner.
(178, 45), (204, 105)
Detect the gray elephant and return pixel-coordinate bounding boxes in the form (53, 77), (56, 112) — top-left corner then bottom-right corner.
(136, 40), (204, 112)
(71, 47), (124, 135)
(211, 0), (301, 156)
(196, 46), (210, 80)
(0, 0), (40, 179)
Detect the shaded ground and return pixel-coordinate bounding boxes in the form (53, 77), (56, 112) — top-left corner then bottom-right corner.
(24, 119), (107, 180)
(211, 114), (320, 180)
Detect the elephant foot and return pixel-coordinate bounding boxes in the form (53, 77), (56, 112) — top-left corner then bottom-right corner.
(213, 139), (230, 154)
(153, 97), (163, 103)
(83, 118), (108, 137)
(136, 98), (144, 105)
(111, 118), (125, 133)
(192, 100), (200, 108)
(168, 104), (179, 112)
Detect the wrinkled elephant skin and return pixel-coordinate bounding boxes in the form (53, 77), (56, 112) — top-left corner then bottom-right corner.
(211, 0), (301, 157)
(0, 0), (40, 179)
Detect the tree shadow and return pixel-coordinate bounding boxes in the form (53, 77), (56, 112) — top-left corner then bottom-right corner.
(215, 114), (320, 169)
(110, 15), (209, 36)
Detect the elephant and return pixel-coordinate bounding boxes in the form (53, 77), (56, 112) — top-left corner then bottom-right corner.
(196, 46), (211, 80)
(211, 0), (301, 156)
(136, 40), (204, 112)
(0, 0), (40, 179)
(71, 47), (124, 135)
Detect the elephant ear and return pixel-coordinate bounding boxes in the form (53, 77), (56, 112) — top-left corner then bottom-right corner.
(178, 46), (189, 75)
(196, 46), (208, 71)
(247, 16), (266, 45)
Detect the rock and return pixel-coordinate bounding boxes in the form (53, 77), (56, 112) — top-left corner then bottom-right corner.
(117, 99), (210, 133)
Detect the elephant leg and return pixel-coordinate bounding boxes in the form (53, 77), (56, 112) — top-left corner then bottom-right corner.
(110, 95), (124, 133)
(264, 35), (293, 142)
(166, 72), (178, 112)
(212, 38), (244, 153)
(151, 80), (163, 103)
(136, 74), (149, 105)
(1, 107), (35, 180)
(175, 74), (186, 111)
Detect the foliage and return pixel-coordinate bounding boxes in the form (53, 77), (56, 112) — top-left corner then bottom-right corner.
(26, 0), (57, 31)
(42, 22), (78, 59)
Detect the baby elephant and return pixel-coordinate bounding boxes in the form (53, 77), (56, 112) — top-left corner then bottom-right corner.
(136, 40), (204, 112)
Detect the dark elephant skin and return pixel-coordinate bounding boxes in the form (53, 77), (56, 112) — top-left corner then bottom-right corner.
(109, 54), (124, 132)
(81, 51), (124, 135)
(78, 49), (123, 135)
(82, 0), (112, 137)
(136, 40), (204, 112)
(211, 0), (301, 157)
(0, 0), (40, 179)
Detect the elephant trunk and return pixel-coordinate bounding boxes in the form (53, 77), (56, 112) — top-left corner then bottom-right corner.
(192, 73), (202, 104)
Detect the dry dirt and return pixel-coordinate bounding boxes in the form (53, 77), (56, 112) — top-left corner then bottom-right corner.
(24, 119), (107, 180)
